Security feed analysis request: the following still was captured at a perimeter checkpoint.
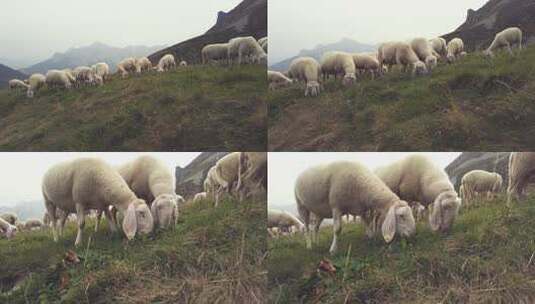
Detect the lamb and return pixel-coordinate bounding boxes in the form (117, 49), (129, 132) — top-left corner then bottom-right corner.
(26, 73), (46, 98)
(212, 152), (241, 206)
(258, 37), (268, 53)
(484, 27), (523, 57)
(320, 51), (357, 85)
(72, 66), (93, 86)
(135, 57), (152, 74)
(156, 54), (176, 72)
(236, 152), (267, 202)
(117, 155), (178, 229)
(374, 154), (462, 232)
(9, 79), (29, 92)
(287, 57), (321, 97)
(351, 53), (381, 79)
(193, 192), (207, 202)
(117, 57), (137, 78)
(228, 36), (267, 65)
(268, 70), (293, 90)
(507, 152), (535, 204)
(460, 170), (503, 204)
(0, 217), (17, 239)
(24, 219), (44, 231)
(429, 37), (447, 59)
(295, 161), (416, 254)
(0, 212), (18, 225)
(42, 158), (154, 246)
(201, 43), (229, 65)
(446, 38), (464, 63)
(377, 42), (428, 76)
(92, 62), (110, 81)
(410, 38), (438, 70)
(268, 209), (304, 232)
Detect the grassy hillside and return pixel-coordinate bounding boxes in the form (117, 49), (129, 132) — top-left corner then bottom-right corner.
(268, 45), (535, 151)
(268, 195), (535, 303)
(0, 65), (266, 151)
(0, 198), (266, 303)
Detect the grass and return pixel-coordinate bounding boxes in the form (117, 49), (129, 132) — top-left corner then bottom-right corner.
(268, 194), (535, 303)
(0, 197), (266, 304)
(0, 65), (267, 151)
(268, 45), (535, 151)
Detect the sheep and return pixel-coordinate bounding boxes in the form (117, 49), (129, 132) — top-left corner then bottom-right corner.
(72, 66), (93, 87)
(92, 62), (110, 81)
(411, 203), (427, 222)
(193, 192), (207, 202)
(484, 27), (523, 57)
(258, 37), (268, 53)
(135, 57), (152, 74)
(117, 155), (178, 229)
(26, 73), (46, 98)
(287, 57), (321, 97)
(429, 37), (447, 59)
(374, 154), (461, 233)
(236, 152), (267, 202)
(228, 36), (267, 65)
(117, 57), (137, 78)
(0, 212), (18, 225)
(24, 219), (44, 231)
(46, 70), (74, 90)
(179, 60), (187, 67)
(460, 170), (503, 204)
(204, 166), (218, 199)
(446, 38), (464, 63)
(268, 70), (293, 90)
(212, 152), (241, 206)
(155, 54), (176, 72)
(201, 43), (229, 65)
(320, 51), (357, 85)
(351, 53), (381, 79)
(378, 42), (428, 76)
(9, 79), (29, 92)
(507, 152), (535, 204)
(268, 209), (304, 232)
(42, 158), (154, 246)
(410, 38), (438, 70)
(0, 217), (17, 239)
(295, 161), (416, 254)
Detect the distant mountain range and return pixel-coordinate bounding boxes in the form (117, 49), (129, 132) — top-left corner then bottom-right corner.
(20, 42), (165, 75)
(0, 63), (27, 88)
(269, 38), (376, 72)
(0, 200), (45, 221)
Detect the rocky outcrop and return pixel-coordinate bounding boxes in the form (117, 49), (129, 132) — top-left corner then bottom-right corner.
(445, 152), (511, 191)
(175, 152), (229, 198)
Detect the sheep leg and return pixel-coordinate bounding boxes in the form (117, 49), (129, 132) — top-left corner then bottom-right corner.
(329, 208), (342, 255)
(297, 203), (312, 249)
(45, 201), (59, 242)
(105, 207), (118, 233)
(75, 204), (86, 247)
(58, 213), (67, 237)
(506, 44), (513, 56)
(313, 217), (322, 244)
(95, 210), (102, 232)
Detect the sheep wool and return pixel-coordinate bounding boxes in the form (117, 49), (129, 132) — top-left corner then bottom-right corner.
(288, 57), (321, 97)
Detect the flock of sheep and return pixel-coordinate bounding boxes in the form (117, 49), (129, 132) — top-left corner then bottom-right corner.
(268, 152), (535, 255)
(201, 36), (267, 65)
(0, 152), (267, 246)
(268, 27), (523, 96)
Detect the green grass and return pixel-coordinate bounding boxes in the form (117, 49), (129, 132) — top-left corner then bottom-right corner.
(268, 195), (535, 303)
(0, 65), (267, 151)
(0, 198), (266, 303)
(268, 46), (535, 151)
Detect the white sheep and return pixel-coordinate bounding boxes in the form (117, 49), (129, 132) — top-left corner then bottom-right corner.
(156, 54), (176, 72)
(193, 192), (207, 202)
(46, 70), (73, 90)
(446, 38), (464, 63)
(268, 209), (304, 232)
(24, 219), (44, 231)
(201, 43), (229, 65)
(236, 152), (267, 202)
(0, 217), (17, 239)
(9, 79), (29, 92)
(378, 42), (428, 76)
(203, 166), (218, 198)
(268, 70), (293, 90)
(179, 60), (187, 67)
(228, 36), (267, 65)
(135, 57), (152, 74)
(42, 158), (154, 246)
(212, 152), (241, 206)
(92, 62), (110, 81)
(429, 37), (447, 59)
(351, 53), (381, 79)
(296, 161), (416, 254)
(460, 170), (502, 203)
(410, 38), (438, 70)
(72, 66), (93, 86)
(375, 154), (462, 232)
(117, 57), (137, 78)
(507, 152), (535, 204)
(484, 27), (523, 57)
(0, 212), (18, 225)
(258, 37), (268, 53)
(117, 155), (178, 229)
(320, 51), (356, 85)
(287, 57), (321, 97)
(26, 73), (46, 98)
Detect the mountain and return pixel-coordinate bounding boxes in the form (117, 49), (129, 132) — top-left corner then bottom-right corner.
(445, 152), (511, 190)
(0, 64), (26, 88)
(149, 0), (267, 65)
(0, 200), (45, 221)
(21, 42), (165, 75)
(175, 152), (230, 198)
(269, 38), (376, 72)
(442, 0), (535, 51)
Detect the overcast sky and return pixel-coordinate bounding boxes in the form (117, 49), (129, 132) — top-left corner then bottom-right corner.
(0, 0), (241, 64)
(268, 152), (461, 215)
(268, 0), (488, 64)
(0, 152), (200, 206)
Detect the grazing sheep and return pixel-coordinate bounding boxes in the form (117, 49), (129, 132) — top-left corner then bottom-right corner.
(268, 209), (304, 232)
(193, 192), (207, 202)
(156, 54), (176, 72)
(117, 155), (178, 229)
(268, 70), (293, 90)
(201, 43), (229, 65)
(236, 152), (267, 202)
(378, 42), (427, 75)
(296, 161), (416, 254)
(213, 152), (241, 206)
(9, 79), (29, 92)
(446, 38), (464, 63)
(258, 37), (268, 53)
(228, 36), (267, 65)
(0, 217), (17, 239)
(320, 51), (357, 85)
(410, 38), (438, 70)
(507, 152), (535, 204)
(0, 212), (18, 225)
(484, 27), (523, 57)
(91, 62), (110, 81)
(351, 53), (381, 79)
(375, 154), (461, 232)
(72, 66), (93, 86)
(42, 158), (154, 246)
(117, 57), (137, 78)
(135, 57), (152, 74)
(429, 37), (447, 59)
(460, 170), (502, 203)
(287, 57), (321, 97)
(26, 73), (46, 98)
(24, 219), (44, 231)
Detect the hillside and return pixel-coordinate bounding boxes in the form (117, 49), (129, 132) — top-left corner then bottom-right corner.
(269, 38), (376, 72)
(268, 45), (535, 151)
(442, 0), (535, 51)
(0, 65), (266, 151)
(175, 152), (230, 198)
(445, 152), (511, 189)
(268, 195), (535, 303)
(0, 198), (267, 303)
(21, 42), (164, 75)
(149, 0), (267, 65)
(0, 64), (26, 89)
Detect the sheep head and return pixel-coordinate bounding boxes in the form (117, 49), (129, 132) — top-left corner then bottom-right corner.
(382, 200), (416, 243)
(123, 199), (154, 240)
(150, 194), (178, 229)
(429, 191), (461, 232)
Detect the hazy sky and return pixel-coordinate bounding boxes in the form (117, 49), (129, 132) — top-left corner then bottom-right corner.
(268, 0), (488, 63)
(0, 0), (241, 63)
(268, 152), (461, 215)
(0, 152), (200, 206)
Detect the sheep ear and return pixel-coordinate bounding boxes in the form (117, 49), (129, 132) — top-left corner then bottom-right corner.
(382, 204), (397, 243)
(150, 201), (159, 228)
(429, 199), (442, 231)
(123, 204), (138, 240)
